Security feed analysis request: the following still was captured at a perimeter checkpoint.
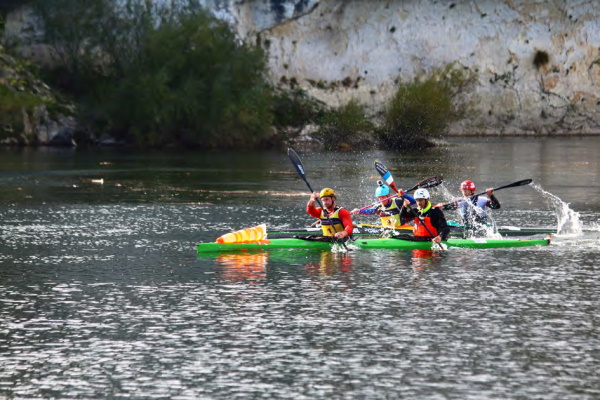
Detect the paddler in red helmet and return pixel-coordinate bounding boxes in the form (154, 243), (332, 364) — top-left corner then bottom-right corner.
(306, 188), (353, 239)
(436, 180), (500, 226)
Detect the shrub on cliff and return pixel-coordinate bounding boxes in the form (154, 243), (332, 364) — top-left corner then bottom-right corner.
(377, 64), (475, 150)
(315, 100), (374, 150)
(271, 91), (373, 150)
(32, 0), (273, 148)
(272, 88), (325, 129)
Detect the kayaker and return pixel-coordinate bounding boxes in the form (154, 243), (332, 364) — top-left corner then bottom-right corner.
(306, 188), (353, 239)
(436, 180), (500, 226)
(350, 182), (416, 228)
(400, 188), (449, 244)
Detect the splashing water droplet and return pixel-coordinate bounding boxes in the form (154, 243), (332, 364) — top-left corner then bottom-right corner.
(532, 183), (582, 235)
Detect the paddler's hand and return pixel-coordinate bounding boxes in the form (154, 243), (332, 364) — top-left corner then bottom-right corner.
(403, 198), (411, 207)
(350, 208), (360, 215)
(398, 189), (405, 195)
(434, 203), (444, 209)
(308, 192), (319, 205)
(486, 188), (494, 196)
(334, 231), (349, 239)
(432, 235), (442, 244)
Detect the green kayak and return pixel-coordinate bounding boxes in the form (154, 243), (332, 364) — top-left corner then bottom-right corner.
(197, 237), (550, 253)
(267, 223), (557, 239)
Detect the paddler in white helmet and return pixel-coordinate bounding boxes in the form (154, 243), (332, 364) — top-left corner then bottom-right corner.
(400, 188), (449, 245)
(306, 188), (353, 239)
(350, 181), (416, 228)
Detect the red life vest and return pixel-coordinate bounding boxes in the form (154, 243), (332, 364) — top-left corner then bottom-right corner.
(413, 203), (439, 238)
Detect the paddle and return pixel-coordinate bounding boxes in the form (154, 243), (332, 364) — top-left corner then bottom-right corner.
(356, 175), (444, 212)
(439, 179), (533, 208)
(288, 148), (348, 248)
(374, 160), (400, 193)
(374, 161), (446, 250)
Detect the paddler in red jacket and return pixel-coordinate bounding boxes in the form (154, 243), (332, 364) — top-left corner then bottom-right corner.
(400, 188), (449, 245)
(306, 188), (353, 239)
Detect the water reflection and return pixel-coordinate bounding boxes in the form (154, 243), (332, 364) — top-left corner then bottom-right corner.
(215, 252), (268, 283)
(303, 251), (353, 277)
(213, 249), (355, 283)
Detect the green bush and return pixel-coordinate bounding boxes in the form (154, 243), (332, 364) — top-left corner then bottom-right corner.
(33, 0), (274, 148)
(316, 99), (373, 150)
(0, 84), (46, 141)
(377, 64), (475, 150)
(272, 88), (325, 129)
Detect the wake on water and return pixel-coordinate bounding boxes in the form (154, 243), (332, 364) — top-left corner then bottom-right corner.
(531, 183), (583, 236)
(434, 181), (585, 239)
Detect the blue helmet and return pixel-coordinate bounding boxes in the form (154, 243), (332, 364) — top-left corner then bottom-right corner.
(375, 184), (391, 197)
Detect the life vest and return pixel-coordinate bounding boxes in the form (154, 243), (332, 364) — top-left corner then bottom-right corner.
(378, 199), (402, 228)
(320, 207), (345, 236)
(413, 202), (439, 238)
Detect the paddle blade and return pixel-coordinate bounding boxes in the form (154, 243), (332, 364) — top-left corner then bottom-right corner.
(406, 176), (444, 192)
(374, 160), (400, 193)
(288, 148), (306, 179)
(404, 176), (443, 193)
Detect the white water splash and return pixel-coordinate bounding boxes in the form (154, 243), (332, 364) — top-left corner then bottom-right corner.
(532, 183), (582, 236)
(331, 242), (350, 253)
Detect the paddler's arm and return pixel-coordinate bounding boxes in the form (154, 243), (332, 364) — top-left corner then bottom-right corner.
(402, 194), (416, 205)
(400, 198), (418, 220)
(432, 208), (450, 242)
(336, 208), (353, 239)
(486, 188), (501, 209)
(350, 206), (377, 215)
(306, 192), (322, 218)
(435, 201), (458, 210)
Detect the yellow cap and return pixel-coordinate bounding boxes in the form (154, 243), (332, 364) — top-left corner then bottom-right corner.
(319, 188), (336, 198)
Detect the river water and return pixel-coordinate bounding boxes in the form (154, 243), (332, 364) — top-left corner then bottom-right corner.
(0, 137), (598, 399)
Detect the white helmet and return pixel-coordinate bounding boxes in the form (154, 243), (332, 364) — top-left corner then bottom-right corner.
(414, 188), (430, 199)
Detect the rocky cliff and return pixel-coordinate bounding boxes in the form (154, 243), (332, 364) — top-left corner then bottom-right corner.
(227, 0), (600, 135)
(6, 0), (600, 136)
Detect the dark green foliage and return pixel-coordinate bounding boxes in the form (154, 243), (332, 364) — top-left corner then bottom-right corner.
(377, 64), (475, 150)
(0, 46), (52, 143)
(316, 100), (373, 150)
(272, 88), (325, 128)
(32, 0), (274, 148)
(0, 84), (45, 141)
(0, 0), (26, 15)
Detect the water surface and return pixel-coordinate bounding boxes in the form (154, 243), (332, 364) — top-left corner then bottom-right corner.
(0, 137), (599, 399)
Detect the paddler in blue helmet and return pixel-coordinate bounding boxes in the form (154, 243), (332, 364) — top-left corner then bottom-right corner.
(306, 188), (353, 239)
(350, 181), (416, 228)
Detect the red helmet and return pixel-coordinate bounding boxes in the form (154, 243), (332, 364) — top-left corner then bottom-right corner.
(460, 180), (476, 191)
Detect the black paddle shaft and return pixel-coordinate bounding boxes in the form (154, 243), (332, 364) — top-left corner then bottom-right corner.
(441, 179), (533, 208)
(472, 179), (532, 197)
(288, 148), (346, 242)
